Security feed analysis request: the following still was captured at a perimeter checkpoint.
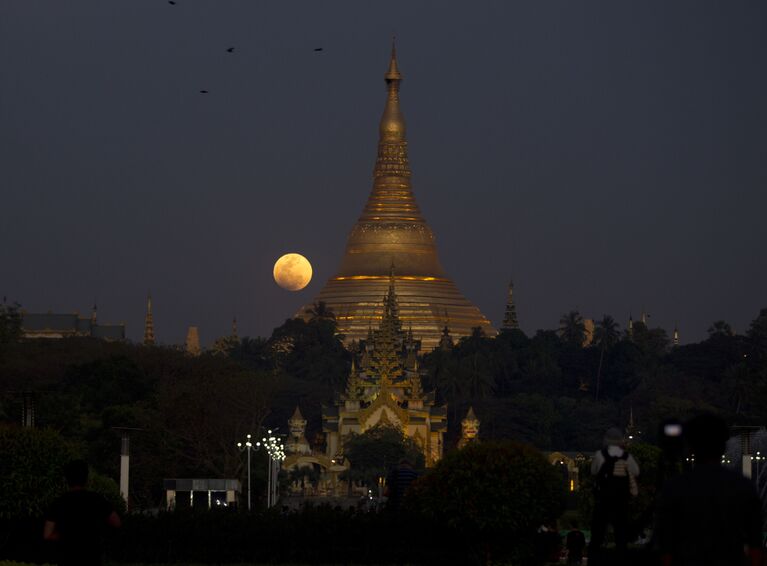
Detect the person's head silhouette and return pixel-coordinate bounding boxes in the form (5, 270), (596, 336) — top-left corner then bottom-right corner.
(63, 459), (89, 489)
(684, 414), (729, 464)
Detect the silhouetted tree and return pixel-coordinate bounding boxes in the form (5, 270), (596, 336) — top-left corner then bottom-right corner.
(708, 320), (734, 337)
(559, 310), (586, 348)
(594, 315), (620, 400)
(343, 425), (424, 490)
(304, 301), (336, 323)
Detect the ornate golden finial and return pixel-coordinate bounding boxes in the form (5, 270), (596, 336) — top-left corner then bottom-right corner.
(385, 36), (401, 82)
(143, 293), (155, 346)
(379, 40), (406, 142)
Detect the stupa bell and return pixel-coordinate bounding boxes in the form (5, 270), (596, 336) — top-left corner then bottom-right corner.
(300, 44), (495, 350)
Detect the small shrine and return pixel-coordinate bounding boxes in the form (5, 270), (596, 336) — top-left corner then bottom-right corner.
(458, 406), (480, 449)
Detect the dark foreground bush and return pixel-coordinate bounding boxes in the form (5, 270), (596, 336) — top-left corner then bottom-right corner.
(1, 443), (563, 565)
(109, 506), (457, 565)
(406, 441), (565, 565)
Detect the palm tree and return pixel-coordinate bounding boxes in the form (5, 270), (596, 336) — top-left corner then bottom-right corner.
(708, 320), (733, 337)
(594, 315), (620, 348)
(723, 363), (750, 415)
(304, 301), (336, 323)
(594, 315), (620, 401)
(559, 310), (586, 348)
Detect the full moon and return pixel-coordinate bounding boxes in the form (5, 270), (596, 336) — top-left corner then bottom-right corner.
(273, 253), (313, 291)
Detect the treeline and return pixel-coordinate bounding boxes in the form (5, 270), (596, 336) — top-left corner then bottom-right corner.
(422, 309), (767, 450)
(1, 302), (766, 508)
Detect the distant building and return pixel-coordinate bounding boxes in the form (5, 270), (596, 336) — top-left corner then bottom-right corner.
(21, 305), (125, 340)
(185, 326), (201, 356)
(583, 318), (595, 346)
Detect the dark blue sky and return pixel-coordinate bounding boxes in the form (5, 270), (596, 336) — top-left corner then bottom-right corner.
(2, 1), (766, 345)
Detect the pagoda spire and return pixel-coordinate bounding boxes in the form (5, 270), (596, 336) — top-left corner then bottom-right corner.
(298, 44), (495, 349)
(143, 293), (155, 346)
(673, 323), (680, 347)
(231, 316), (238, 339)
(501, 279), (520, 331)
(358, 42), (424, 227)
(369, 283), (404, 387)
(344, 357), (362, 401)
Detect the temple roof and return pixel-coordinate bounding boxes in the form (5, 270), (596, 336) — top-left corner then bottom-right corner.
(21, 312), (125, 340)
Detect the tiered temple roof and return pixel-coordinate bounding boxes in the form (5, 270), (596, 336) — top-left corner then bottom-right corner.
(321, 270), (447, 466)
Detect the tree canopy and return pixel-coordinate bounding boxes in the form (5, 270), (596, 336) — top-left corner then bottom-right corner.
(406, 440), (564, 565)
(343, 425), (424, 489)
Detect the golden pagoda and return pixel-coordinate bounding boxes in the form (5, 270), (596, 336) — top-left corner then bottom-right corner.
(299, 43), (494, 350)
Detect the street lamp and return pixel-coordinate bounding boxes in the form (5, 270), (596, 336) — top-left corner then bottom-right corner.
(752, 451), (764, 485)
(261, 429), (286, 508)
(236, 433), (254, 511)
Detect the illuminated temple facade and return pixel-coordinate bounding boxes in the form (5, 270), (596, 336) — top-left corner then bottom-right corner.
(299, 45), (494, 350)
(284, 275), (447, 496)
(322, 274), (447, 467)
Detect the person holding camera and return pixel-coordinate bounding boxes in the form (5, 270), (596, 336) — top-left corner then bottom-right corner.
(657, 414), (763, 566)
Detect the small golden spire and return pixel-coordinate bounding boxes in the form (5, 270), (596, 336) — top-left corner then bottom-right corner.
(143, 293), (155, 346)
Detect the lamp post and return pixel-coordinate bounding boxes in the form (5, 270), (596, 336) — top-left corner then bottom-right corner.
(752, 451), (764, 486)
(261, 429), (286, 508)
(236, 433), (254, 511)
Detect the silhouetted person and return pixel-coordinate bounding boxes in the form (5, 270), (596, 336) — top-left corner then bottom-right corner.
(588, 427), (640, 562)
(566, 521), (586, 564)
(43, 460), (121, 566)
(385, 458), (418, 512)
(657, 414), (763, 566)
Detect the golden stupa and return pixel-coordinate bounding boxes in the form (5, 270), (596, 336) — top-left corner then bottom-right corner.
(300, 44), (495, 350)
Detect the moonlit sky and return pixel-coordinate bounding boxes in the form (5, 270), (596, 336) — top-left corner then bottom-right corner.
(2, 1), (766, 345)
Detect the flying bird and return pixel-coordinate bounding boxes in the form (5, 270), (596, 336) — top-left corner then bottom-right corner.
(168, 1), (176, 4)
(226, 47), (234, 53)
(199, 90), (209, 94)
(313, 47), (323, 52)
